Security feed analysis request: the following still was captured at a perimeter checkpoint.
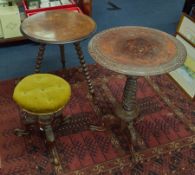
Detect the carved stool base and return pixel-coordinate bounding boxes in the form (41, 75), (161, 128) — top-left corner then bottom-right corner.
(14, 110), (63, 166)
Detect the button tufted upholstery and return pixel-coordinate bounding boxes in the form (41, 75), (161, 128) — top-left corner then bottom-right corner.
(13, 73), (71, 113)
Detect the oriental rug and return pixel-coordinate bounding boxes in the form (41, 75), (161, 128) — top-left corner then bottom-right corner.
(0, 64), (195, 175)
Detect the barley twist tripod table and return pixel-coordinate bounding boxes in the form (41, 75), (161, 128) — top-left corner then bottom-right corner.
(21, 9), (96, 95)
(88, 26), (187, 152)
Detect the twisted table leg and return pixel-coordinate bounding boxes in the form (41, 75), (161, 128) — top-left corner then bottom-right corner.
(122, 76), (138, 112)
(115, 76), (139, 120)
(90, 76), (144, 152)
(74, 42), (95, 96)
(115, 76), (141, 145)
(35, 44), (46, 73)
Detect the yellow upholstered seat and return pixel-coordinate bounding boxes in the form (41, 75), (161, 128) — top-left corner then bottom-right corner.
(13, 73), (71, 113)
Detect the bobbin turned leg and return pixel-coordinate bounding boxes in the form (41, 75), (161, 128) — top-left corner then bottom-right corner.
(35, 44), (46, 73)
(59, 44), (66, 77)
(16, 44), (46, 84)
(74, 42), (95, 96)
(90, 76), (144, 152)
(115, 76), (144, 147)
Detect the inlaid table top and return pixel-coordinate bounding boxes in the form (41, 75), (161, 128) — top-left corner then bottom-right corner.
(21, 10), (96, 44)
(88, 26), (187, 76)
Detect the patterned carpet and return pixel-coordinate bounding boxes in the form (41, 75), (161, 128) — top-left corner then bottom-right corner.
(0, 64), (195, 175)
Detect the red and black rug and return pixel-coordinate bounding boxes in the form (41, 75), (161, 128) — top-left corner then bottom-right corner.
(0, 64), (195, 175)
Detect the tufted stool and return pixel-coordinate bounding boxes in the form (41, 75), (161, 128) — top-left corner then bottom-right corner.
(13, 73), (71, 165)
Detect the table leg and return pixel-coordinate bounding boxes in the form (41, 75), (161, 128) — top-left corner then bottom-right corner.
(35, 44), (46, 73)
(90, 76), (144, 153)
(76, 0), (92, 16)
(59, 44), (66, 75)
(115, 76), (140, 144)
(74, 42), (94, 96)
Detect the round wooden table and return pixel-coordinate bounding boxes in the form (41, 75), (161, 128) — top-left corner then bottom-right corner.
(88, 26), (187, 148)
(21, 9), (96, 95)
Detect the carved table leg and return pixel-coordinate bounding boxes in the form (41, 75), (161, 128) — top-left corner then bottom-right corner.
(35, 44), (46, 73)
(115, 76), (141, 145)
(115, 76), (139, 118)
(74, 42), (95, 96)
(59, 44), (66, 77)
(90, 76), (144, 154)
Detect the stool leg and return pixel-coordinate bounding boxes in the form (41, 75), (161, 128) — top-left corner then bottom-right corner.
(74, 42), (94, 96)
(59, 44), (66, 77)
(44, 124), (55, 143)
(35, 44), (46, 73)
(40, 117), (61, 167)
(15, 111), (37, 137)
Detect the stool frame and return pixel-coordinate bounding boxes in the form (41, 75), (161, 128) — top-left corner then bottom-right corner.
(15, 107), (66, 168)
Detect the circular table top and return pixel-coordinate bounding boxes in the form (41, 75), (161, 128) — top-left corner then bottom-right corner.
(88, 26), (187, 76)
(21, 10), (96, 44)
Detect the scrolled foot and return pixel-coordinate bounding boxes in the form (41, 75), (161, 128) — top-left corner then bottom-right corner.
(14, 128), (30, 136)
(89, 125), (106, 131)
(102, 114), (121, 129)
(90, 114), (122, 132)
(50, 145), (63, 172)
(127, 122), (146, 150)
